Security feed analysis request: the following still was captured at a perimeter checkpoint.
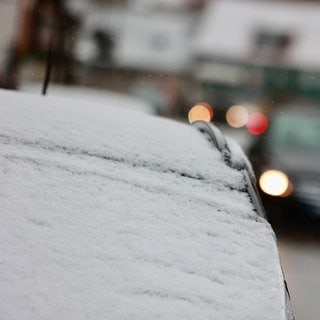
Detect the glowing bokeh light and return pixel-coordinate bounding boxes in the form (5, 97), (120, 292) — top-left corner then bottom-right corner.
(259, 170), (292, 197)
(246, 112), (268, 135)
(226, 105), (248, 128)
(188, 102), (214, 124)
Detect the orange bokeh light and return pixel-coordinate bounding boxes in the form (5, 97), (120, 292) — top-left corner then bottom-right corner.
(226, 105), (248, 128)
(188, 102), (214, 124)
(246, 112), (268, 135)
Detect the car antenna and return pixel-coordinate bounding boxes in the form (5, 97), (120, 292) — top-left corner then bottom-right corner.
(42, 48), (54, 96)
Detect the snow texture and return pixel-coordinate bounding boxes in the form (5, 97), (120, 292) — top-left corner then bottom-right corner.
(20, 83), (155, 115)
(0, 89), (285, 319)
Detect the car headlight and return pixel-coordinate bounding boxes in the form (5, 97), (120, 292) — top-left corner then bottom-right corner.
(259, 170), (292, 197)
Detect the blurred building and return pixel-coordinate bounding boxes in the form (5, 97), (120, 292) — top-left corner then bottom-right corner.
(193, 0), (320, 117)
(0, 0), (206, 117)
(4, 0), (320, 119)
(70, 0), (206, 117)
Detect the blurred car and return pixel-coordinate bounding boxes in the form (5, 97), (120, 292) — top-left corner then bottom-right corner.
(248, 105), (320, 224)
(0, 89), (294, 320)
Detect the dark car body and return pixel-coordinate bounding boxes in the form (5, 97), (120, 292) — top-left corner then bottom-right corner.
(248, 105), (320, 225)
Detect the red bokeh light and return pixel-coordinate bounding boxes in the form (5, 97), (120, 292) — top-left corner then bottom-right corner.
(246, 112), (268, 135)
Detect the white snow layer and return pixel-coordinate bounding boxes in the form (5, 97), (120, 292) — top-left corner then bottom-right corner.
(0, 89), (285, 319)
(20, 83), (155, 115)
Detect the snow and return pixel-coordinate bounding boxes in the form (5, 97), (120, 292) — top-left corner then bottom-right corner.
(20, 83), (156, 115)
(0, 89), (286, 319)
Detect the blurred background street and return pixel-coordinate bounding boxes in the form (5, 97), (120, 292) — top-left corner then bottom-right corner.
(278, 232), (320, 320)
(1, 0), (320, 318)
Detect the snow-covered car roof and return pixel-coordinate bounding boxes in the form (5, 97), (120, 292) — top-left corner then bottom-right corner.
(0, 89), (288, 319)
(20, 83), (156, 115)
